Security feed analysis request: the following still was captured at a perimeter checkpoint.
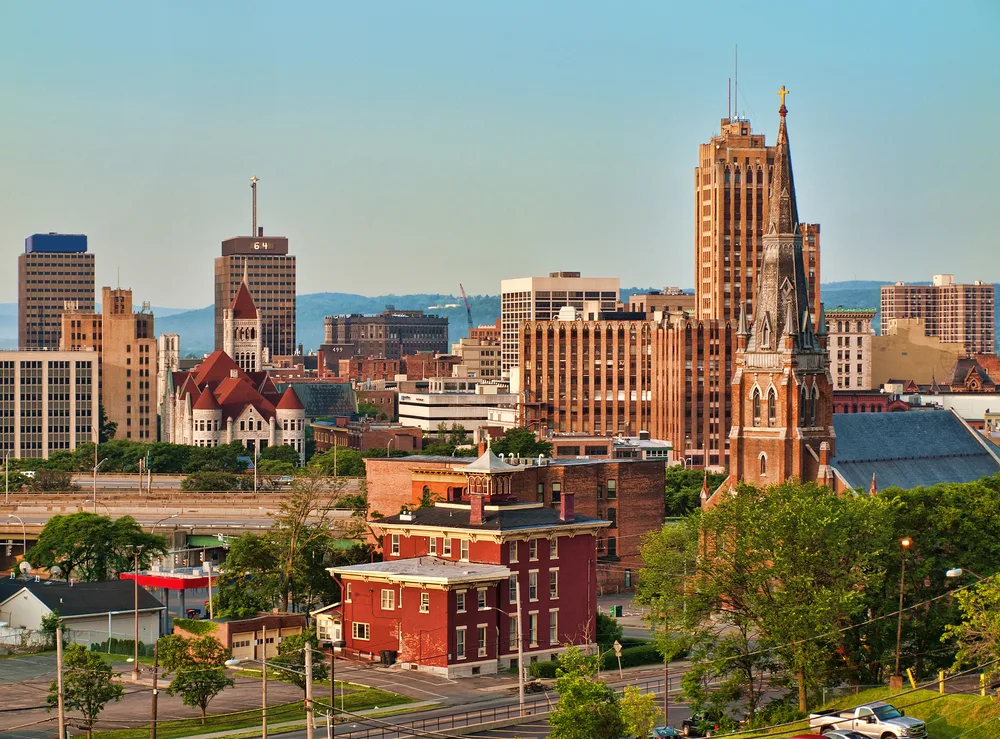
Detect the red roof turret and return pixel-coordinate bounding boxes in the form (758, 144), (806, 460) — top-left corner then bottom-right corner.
(229, 282), (258, 320)
(276, 386), (305, 411)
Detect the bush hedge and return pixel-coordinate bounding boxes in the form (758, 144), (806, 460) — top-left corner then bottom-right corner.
(528, 644), (666, 678)
(528, 660), (560, 678)
(89, 637), (155, 658)
(172, 618), (218, 636)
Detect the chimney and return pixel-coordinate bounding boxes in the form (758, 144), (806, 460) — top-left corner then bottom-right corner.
(477, 440), (487, 456)
(819, 441), (831, 467)
(559, 491), (575, 522)
(470, 493), (485, 526)
(258, 226), (264, 237)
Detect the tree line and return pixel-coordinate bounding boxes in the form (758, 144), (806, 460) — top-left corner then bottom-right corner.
(635, 473), (1000, 729)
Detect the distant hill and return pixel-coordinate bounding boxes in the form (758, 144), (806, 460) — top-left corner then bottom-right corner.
(2, 281), (996, 355)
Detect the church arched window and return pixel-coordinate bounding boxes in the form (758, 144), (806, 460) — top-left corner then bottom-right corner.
(799, 385), (808, 425)
(752, 388), (761, 426)
(759, 453), (767, 476)
(812, 386), (820, 425)
(767, 389), (777, 427)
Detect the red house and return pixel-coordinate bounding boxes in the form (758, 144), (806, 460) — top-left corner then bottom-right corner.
(329, 450), (609, 677)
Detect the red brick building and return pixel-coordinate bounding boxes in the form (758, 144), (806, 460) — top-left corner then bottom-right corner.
(401, 353), (462, 381)
(312, 420), (422, 454)
(357, 388), (398, 419)
(338, 358), (402, 384)
(330, 454), (608, 676)
(365, 452), (664, 591)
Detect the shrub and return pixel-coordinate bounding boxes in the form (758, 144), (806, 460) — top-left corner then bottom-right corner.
(528, 660), (560, 678)
(600, 644), (663, 670)
(172, 619), (218, 636)
(89, 637), (154, 658)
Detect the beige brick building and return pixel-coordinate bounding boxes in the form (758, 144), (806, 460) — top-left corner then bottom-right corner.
(18, 234), (95, 350)
(826, 308), (876, 390)
(880, 275), (995, 354)
(870, 318), (965, 388)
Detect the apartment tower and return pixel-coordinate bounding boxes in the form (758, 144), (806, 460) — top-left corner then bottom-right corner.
(694, 119), (820, 322)
(18, 233), (95, 349)
(880, 275), (995, 355)
(826, 307), (876, 390)
(214, 179), (296, 358)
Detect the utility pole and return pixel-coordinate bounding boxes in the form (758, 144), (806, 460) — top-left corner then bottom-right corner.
(329, 649), (336, 725)
(151, 640), (159, 739)
(56, 625), (66, 739)
(305, 641), (314, 739)
(515, 579), (525, 714)
(132, 545), (144, 681)
(663, 614), (669, 726)
(261, 627), (268, 739)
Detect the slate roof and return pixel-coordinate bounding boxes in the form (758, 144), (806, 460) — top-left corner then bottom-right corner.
(464, 449), (520, 473)
(375, 502), (609, 532)
(276, 382), (356, 419)
(0, 579), (164, 618)
(831, 409), (1000, 490)
(229, 282), (258, 319)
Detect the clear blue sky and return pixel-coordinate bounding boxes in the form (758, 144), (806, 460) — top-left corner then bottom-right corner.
(1, 0), (997, 307)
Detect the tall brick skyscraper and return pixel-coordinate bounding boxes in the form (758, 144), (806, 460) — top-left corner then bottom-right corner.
(214, 180), (296, 359)
(727, 98), (834, 487)
(18, 233), (95, 349)
(694, 117), (820, 323)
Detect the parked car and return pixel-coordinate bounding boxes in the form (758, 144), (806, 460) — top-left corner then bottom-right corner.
(808, 701), (927, 738)
(791, 732), (868, 739)
(681, 711), (726, 737)
(650, 727), (682, 738)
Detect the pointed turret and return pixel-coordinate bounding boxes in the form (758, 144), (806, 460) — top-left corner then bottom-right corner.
(767, 103), (799, 237)
(737, 303), (750, 337)
(869, 472), (878, 495)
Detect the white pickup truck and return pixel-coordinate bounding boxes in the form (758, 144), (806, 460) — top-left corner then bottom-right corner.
(808, 701), (927, 738)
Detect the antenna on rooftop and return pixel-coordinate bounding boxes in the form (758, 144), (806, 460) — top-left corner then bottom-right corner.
(250, 176), (259, 237)
(734, 45), (738, 121)
(728, 77), (731, 120)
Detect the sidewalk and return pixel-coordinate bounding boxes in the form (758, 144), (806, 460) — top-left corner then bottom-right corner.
(179, 699), (441, 739)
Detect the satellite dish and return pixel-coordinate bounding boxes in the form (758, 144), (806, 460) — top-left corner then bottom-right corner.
(50, 565), (62, 577)
(18, 561), (31, 576)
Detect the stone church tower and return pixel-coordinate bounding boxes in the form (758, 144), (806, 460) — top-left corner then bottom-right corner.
(726, 95), (835, 489)
(223, 262), (264, 372)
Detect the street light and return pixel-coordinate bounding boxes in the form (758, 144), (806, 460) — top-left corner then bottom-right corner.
(893, 537), (912, 687)
(92, 458), (108, 513)
(4, 451), (11, 505)
(84, 500), (112, 516)
(386, 437), (394, 457)
(946, 568), (985, 581)
(7, 514), (27, 561)
(127, 544), (145, 681)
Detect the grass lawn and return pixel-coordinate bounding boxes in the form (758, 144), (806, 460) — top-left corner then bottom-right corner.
(730, 687), (1000, 739)
(90, 685), (411, 739)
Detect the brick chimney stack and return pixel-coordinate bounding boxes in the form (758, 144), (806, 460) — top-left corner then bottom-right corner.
(470, 493), (485, 526)
(559, 491), (575, 522)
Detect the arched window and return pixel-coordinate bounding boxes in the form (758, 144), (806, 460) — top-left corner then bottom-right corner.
(860, 404), (867, 413)
(857, 321), (863, 333)
(838, 321), (843, 332)
(811, 386), (819, 425)
(752, 388), (761, 426)
(759, 453), (767, 476)
(767, 389), (777, 427)
(762, 321), (772, 348)
(799, 386), (808, 425)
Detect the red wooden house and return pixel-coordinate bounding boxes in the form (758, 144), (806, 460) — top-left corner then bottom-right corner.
(329, 450), (609, 677)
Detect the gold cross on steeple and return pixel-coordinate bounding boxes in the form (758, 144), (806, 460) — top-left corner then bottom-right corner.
(777, 85), (790, 107)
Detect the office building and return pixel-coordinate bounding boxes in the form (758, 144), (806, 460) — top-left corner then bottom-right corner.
(0, 350), (99, 459)
(825, 308), (876, 391)
(214, 234), (296, 359)
(452, 322), (502, 380)
(18, 233), (95, 350)
(694, 118), (820, 323)
(323, 309), (449, 360)
(60, 288), (158, 441)
(625, 288), (696, 317)
(398, 378), (518, 436)
(880, 275), (995, 355)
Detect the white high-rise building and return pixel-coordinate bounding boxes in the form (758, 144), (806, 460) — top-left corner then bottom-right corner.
(500, 272), (619, 388)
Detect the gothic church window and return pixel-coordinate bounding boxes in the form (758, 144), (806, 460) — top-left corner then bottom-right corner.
(752, 389), (761, 426)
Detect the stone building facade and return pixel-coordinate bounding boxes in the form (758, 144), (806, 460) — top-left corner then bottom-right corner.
(825, 308), (876, 390)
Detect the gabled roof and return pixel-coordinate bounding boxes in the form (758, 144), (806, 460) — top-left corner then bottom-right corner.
(276, 386), (305, 411)
(229, 282), (258, 320)
(0, 579), (164, 618)
(193, 351), (248, 387)
(831, 409), (1000, 490)
(463, 449), (520, 473)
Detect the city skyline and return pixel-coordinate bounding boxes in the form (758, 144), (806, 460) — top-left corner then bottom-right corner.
(2, 1), (997, 307)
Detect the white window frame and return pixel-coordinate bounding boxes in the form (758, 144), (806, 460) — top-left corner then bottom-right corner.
(380, 589), (395, 611)
(429, 536), (437, 555)
(550, 568), (559, 599)
(508, 574), (517, 603)
(456, 627), (467, 660)
(509, 615), (518, 650)
(477, 588), (487, 610)
(460, 538), (470, 562)
(352, 622), (370, 640)
(550, 537), (558, 559)
(529, 539), (538, 561)
(443, 538), (452, 556)
(420, 592), (430, 613)
(549, 609), (559, 645)
(456, 590), (467, 613)
(509, 540), (518, 563)
(390, 534), (400, 556)
(528, 612), (538, 647)
(345, 582), (352, 602)
(528, 570), (538, 601)
(478, 624), (488, 657)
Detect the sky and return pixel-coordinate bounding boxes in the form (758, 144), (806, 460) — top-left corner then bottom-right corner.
(1, 1), (997, 308)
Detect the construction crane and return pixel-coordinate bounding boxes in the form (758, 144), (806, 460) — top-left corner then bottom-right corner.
(460, 283), (474, 336)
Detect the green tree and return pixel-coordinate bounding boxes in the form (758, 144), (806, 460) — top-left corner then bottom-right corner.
(181, 471), (250, 492)
(595, 613), (623, 651)
(620, 685), (661, 738)
(165, 636), (234, 724)
(309, 447), (366, 477)
(258, 459), (296, 476)
(215, 534), (281, 617)
(48, 643), (124, 739)
(27, 513), (167, 582)
(29, 470), (78, 492)
(488, 427), (553, 458)
(156, 633), (193, 675)
(40, 610), (61, 649)
(943, 578), (1000, 686)
(98, 403), (118, 443)
(549, 647), (624, 739)
(272, 629), (329, 694)
(663, 466), (727, 517)
(260, 444), (301, 465)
